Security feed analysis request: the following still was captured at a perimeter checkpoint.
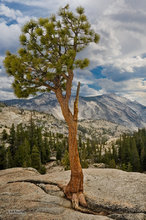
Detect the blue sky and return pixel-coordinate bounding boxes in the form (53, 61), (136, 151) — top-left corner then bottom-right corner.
(0, 0), (146, 105)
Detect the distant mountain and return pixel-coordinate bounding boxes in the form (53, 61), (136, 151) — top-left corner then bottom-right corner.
(0, 105), (130, 142)
(2, 93), (146, 129)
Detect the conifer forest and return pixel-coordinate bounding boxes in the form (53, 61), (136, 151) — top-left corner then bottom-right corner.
(0, 120), (146, 173)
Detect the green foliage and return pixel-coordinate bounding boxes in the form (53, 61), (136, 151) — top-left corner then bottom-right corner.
(80, 159), (89, 168)
(1, 120), (145, 174)
(39, 165), (46, 174)
(4, 5), (99, 98)
(8, 123), (16, 164)
(0, 145), (6, 169)
(23, 139), (31, 167)
(14, 138), (31, 168)
(7, 148), (13, 168)
(61, 150), (70, 170)
(0, 122), (52, 174)
(31, 145), (41, 171)
(1, 129), (8, 141)
(56, 145), (62, 161)
(115, 128), (146, 172)
(109, 159), (116, 168)
(127, 162), (133, 172)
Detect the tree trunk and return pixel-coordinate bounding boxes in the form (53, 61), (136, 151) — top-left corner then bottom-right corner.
(55, 82), (87, 207)
(64, 120), (83, 198)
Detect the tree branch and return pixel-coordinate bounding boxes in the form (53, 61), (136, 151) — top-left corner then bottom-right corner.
(74, 82), (80, 121)
(65, 69), (73, 103)
(42, 82), (56, 92)
(62, 72), (68, 80)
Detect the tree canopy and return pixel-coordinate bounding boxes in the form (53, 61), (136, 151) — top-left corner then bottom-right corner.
(4, 4), (99, 98)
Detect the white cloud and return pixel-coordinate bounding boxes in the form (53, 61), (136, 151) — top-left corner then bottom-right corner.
(0, 3), (22, 19)
(0, 22), (21, 54)
(16, 15), (32, 25)
(74, 69), (95, 86)
(79, 0), (146, 71)
(0, 0), (146, 105)
(113, 56), (146, 73)
(0, 90), (16, 100)
(97, 78), (146, 105)
(73, 84), (102, 97)
(0, 75), (16, 99)
(0, 76), (13, 89)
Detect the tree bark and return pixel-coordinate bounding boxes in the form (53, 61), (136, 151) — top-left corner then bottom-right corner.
(64, 120), (83, 198)
(55, 82), (87, 207)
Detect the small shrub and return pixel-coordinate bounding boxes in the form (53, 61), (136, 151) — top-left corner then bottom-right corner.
(39, 165), (46, 174)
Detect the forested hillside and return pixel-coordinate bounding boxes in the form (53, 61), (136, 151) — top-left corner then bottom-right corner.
(0, 119), (146, 173)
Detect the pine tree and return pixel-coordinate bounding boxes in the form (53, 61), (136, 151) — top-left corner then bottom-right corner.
(61, 150), (70, 170)
(43, 136), (50, 162)
(94, 144), (102, 163)
(15, 145), (25, 167)
(130, 138), (141, 171)
(1, 129), (8, 141)
(8, 124), (16, 165)
(23, 138), (31, 167)
(127, 162), (133, 172)
(56, 144), (62, 161)
(109, 159), (116, 168)
(15, 123), (24, 147)
(31, 145), (41, 171)
(0, 145), (6, 169)
(86, 138), (92, 158)
(140, 146), (146, 171)
(27, 116), (36, 150)
(7, 147), (13, 168)
(4, 4), (100, 205)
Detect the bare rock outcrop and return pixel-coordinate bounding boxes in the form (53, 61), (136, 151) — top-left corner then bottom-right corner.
(0, 167), (145, 220)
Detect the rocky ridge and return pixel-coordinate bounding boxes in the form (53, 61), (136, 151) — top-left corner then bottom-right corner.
(0, 105), (130, 141)
(0, 167), (146, 220)
(3, 93), (146, 129)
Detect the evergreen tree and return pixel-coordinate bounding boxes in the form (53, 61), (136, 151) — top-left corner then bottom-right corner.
(15, 123), (24, 147)
(36, 127), (43, 151)
(4, 4), (100, 205)
(0, 145), (6, 169)
(127, 162), (133, 172)
(121, 163), (127, 171)
(27, 116), (36, 150)
(115, 129), (146, 172)
(61, 150), (70, 170)
(109, 159), (116, 168)
(31, 145), (41, 171)
(15, 145), (25, 167)
(43, 136), (50, 162)
(112, 145), (118, 163)
(130, 138), (141, 171)
(141, 146), (146, 171)
(56, 144), (62, 161)
(1, 129), (8, 141)
(86, 138), (92, 158)
(94, 144), (102, 163)
(8, 124), (16, 165)
(7, 147), (13, 168)
(23, 138), (31, 167)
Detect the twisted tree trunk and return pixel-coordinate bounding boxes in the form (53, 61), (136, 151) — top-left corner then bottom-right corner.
(55, 82), (87, 208)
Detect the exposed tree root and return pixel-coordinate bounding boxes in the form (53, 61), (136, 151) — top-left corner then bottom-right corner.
(58, 184), (106, 215)
(8, 180), (108, 215)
